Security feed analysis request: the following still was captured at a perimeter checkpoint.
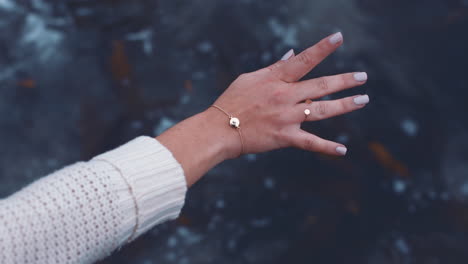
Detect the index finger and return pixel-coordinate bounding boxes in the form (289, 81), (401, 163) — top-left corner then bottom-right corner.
(277, 32), (343, 83)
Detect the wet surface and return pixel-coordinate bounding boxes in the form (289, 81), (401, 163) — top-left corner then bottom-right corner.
(1, 0), (468, 263)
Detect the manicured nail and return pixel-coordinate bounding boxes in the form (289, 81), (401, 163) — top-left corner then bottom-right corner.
(353, 94), (370, 105)
(354, 72), (368, 82)
(329, 32), (343, 45)
(336, 146), (347, 155)
(281, 49), (295, 60)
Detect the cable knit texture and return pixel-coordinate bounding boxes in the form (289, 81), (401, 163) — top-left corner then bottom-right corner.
(0, 136), (187, 264)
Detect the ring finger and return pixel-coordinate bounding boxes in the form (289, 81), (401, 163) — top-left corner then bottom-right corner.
(291, 94), (370, 123)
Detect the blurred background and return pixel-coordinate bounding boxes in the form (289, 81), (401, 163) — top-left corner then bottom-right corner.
(1, 0), (468, 263)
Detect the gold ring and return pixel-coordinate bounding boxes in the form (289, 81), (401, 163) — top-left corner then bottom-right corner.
(304, 109), (311, 120)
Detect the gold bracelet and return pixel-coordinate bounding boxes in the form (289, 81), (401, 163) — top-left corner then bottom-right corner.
(210, 104), (245, 157)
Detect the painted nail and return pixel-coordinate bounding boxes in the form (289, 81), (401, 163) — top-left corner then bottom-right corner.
(336, 146), (347, 155)
(354, 72), (368, 82)
(354, 94), (370, 105)
(329, 32), (343, 45)
(281, 49), (295, 60)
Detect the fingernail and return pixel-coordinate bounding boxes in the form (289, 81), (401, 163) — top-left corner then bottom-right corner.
(281, 49), (295, 60)
(354, 94), (370, 105)
(329, 32), (343, 45)
(354, 72), (368, 82)
(336, 146), (347, 155)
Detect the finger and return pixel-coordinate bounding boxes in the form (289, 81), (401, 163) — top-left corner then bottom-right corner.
(277, 32), (343, 82)
(287, 129), (347, 156)
(292, 94), (370, 122)
(291, 72), (368, 102)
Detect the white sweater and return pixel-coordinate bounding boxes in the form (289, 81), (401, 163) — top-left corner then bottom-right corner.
(0, 136), (187, 264)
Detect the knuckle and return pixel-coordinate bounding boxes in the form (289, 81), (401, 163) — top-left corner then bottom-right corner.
(282, 71), (296, 82)
(317, 41), (329, 52)
(303, 137), (316, 150)
(329, 101), (346, 117)
(297, 51), (314, 66)
(339, 99), (348, 110)
(341, 74), (349, 86)
(315, 140), (326, 151)
(314, 102), (327, 117)
(316, 77), (330, 92)
(270, 88), (288, 104)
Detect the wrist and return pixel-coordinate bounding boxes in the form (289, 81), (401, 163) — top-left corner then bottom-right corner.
(156, 107), (240, 187)
(201, 106), (242, 160)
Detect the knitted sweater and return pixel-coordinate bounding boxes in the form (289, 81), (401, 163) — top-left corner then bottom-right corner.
(0, 136), (187, 264)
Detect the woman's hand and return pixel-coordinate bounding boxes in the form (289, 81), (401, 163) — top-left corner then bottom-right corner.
(212, 32), (369, 158)
(157, 32), (369, 187)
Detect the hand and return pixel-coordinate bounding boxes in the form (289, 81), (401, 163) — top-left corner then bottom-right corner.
(211, 32), (369, 158)
(157, 32), (369, 187)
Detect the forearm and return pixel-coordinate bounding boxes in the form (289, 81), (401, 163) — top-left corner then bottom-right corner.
(0, 137), (186, 264)
(156, 107), (240, 187)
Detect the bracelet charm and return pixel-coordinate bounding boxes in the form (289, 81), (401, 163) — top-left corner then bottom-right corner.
(229, 117), (240, 128)
(210, 104), (245, 157)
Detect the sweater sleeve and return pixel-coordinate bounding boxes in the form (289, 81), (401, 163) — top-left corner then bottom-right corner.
(0, 136), (187, 264)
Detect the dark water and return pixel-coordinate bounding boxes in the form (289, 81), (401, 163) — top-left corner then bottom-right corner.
(1, 0), (468, 263)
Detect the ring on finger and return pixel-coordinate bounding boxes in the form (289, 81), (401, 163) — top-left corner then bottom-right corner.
(304, 108), (311, 121)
